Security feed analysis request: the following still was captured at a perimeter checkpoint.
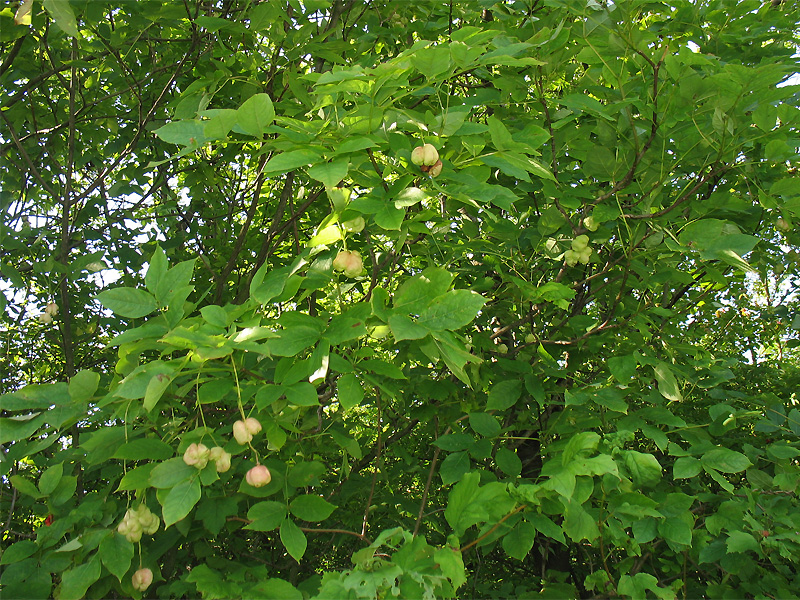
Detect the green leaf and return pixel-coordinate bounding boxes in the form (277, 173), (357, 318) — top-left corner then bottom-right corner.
(469, 412), (501, 438)
(162, 477), (202, 528)
(433, 546), (467, 590)
(280, 518), (307, 563)
(487, 380), (522, 411)
(608, 355), (637, 382)
(502, 520), (536, 560)
(337, 373), (364, 411)
(246, 501), (287, 531)
(43, 0), (78, 37)
(726, 530), (760, 554)
(416, 290), (486, 331)
(99, 533), (133, 582)
(495, 448), (522, 478)
(57, 555), (101, 600)
(144, 372), (172, 411)
(95, 288), (157, 319)
(622, 451), (662, 487)
(268, 327), (320, 357)
(149, 458), (195, 489)
(528, 513), (565, 544)
(38, 463), (63, 495)
(440, 451), (471, 485)
(654, 362), (682, 402)
(673, 457), (702, 479)
(264, 149), (322, 174)
(285, 382), (319, 406)
(374, 202), (405, 230)
(153, 120), (206, 146)
(10, 475), (43, 499)
(445, 471), (482, 537)
(113, 438), (174, 461)
(68, 370), (99, 402)
(237, 93), (275, 137)
(701, 447), (752, 473)
(563, 502), (600, 542)
(0, 541), (38, 565)
(289, 495), (337, 522)
(618, 573), (674, 600)
(657, 516), (693, 547)
(388, 314), (429, 341)
(307, 159), (349, 189)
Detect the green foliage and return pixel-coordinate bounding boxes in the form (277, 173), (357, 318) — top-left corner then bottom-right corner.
(2, 1), (800, 599)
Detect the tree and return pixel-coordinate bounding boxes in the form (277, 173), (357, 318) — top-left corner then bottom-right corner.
(2, 1), (800, 598)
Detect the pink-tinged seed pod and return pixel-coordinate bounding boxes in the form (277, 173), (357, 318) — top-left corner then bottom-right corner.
(232, 420), (252, 445)
(332, 250), (352, 271)
(244, 417), (262, 436)
(132, 568), (153, 592)
(342, 252), (363, 278)
(182, 443), (210, 469)
(411, 143), (439, 166)
(209, 446), (232, 473)
(44, 302), (59, 316)
(428, 159), (443, 177)
(246, 465), (272, 488)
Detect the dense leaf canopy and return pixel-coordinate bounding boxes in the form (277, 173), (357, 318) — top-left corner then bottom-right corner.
(2, 1), (800, 599)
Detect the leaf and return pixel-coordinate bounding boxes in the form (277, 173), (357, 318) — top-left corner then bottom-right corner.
(0, 540), (38, 565)
(95, 288), (157, 319)
(113, 438), (173, 461)
(153, 120), (206, 146)
(416, 290), (486, 331)
(673, 457), (702, 479)
(246, 501), (287, 531)
(337, 373), (364, 411)
(268, 327), (321, 357)
(149, 458), (195, 489)
(726, 530), (760, 554)
(701, 447), (752, 473)
(57, 555), (101, 600)
(495, 448), (522, 478)
(200, 305), (229, 328)
(99, 533), (133, 582)
(502, 520), (536, 560)
(657, 516), (693, 547)
(654, 362), (682, 402)
(43, 0), (78, 37)
(11, 475), (43, 499)
(487, 380), (522, 411)
(608, 355), (636, 382)
(285, 382), (319, 406)
(14, 0), (34, 25)
(563, 502), (600, 542)
(68, 370), (99, 402)
(469, 412), (501, 438)
(433, 546), (467, 590)
(236, 93), (275, 137)
(388, 314), (429, 341)
(162, 477), (202, 528)
(280, 519), (307, 563)
(440, 451), (471, 485)
(445, 471), (482, 537)
(622, 451), (662, 487)
(144, 372), (172, 411)
(618, 573), (674, 600)
(264, 149), (322, 174)
(307, 159), (349, 189)
(289, 495), (337, 522)
(38, 463), (63, 495)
